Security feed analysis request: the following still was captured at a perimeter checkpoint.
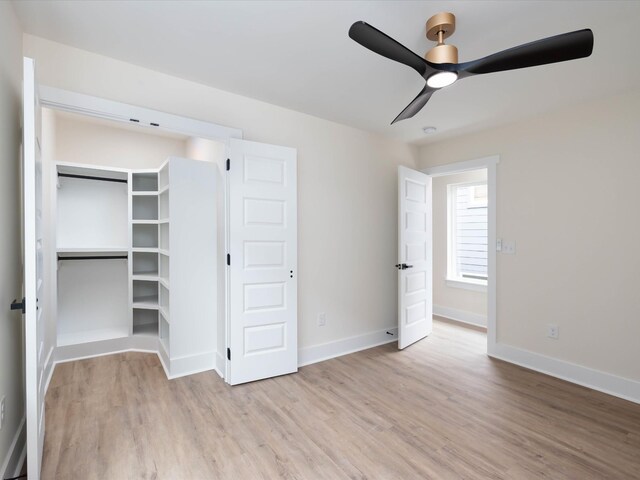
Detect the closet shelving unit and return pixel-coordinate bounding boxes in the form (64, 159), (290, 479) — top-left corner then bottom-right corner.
(54, 157), (216, 379)
(131, 171), (160, 339)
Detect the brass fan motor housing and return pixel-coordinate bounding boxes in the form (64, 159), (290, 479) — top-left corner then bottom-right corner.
(425, 12), (459, 64)
(426, 44), (458, 64)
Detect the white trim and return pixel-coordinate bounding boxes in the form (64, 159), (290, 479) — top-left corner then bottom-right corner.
(422, 155), (498, 353)
(445, 278), (487, 292)
(0, 416), (26, 480)
(433, 305), (487, 328)
(298, 327), (398, 367)
(157, 345), (171, 379)
(215, 352), (225, 379)
(39, 86), (243, 142)
(491, 343), (640, 405)
(166, 351), (216, 379)
(424, 155), (499, 177)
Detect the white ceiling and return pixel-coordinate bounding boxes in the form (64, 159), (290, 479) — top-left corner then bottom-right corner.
(13, 1), (640, 145)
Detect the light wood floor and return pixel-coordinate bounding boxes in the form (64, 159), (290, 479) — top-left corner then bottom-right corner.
(43, 320), (640, 479)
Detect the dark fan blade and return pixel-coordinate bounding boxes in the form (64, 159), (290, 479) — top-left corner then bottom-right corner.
(391, 86), (436, 124)
(349, 21), (430, 76)
(459, 29), (593, 76)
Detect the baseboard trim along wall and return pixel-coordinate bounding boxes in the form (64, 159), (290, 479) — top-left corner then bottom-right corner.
(215, 351), (225, 379)
(433, 305), (487, 328)
(0, 416), (26, 480)
(491, 343), (640, 405)
(167, 350), (216, 379)
(298, 327), (399, 367)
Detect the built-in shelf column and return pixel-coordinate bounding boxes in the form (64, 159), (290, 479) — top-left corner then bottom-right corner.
(130, 171), (160, 339)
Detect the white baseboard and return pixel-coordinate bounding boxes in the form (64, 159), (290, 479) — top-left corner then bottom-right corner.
(167, 350), (216, 379)
(491, 343), (640, 405)
(298, 327), (398, 367)
(0, 416), (26, 480)
(433, 305), (487, 328)
(215, 352), (225, 379)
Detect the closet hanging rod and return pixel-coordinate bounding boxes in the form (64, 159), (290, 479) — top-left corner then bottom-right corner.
(57, 255), (128, 261)
(58, 172), (128, 184)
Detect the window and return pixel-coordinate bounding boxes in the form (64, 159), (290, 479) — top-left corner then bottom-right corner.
(447, 181), (488, 288)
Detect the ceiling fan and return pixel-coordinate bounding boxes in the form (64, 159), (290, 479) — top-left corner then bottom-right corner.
(348, 13), (594, 124)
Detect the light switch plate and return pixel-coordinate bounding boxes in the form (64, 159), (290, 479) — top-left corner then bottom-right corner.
(502, 240), (516, 254)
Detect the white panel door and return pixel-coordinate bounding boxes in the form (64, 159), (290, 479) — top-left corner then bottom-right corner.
(23, 57), (46, 479)
(228, 138), (297, 385)
(398, 166), (432, 349)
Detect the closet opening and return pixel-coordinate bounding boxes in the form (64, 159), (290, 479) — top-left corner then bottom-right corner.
(41, 106), (226, 378)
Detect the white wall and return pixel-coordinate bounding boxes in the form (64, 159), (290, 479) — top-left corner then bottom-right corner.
(24, 35), (418, 353)
(418, 88), (640, 383)
(54, 112), (188, 169)
(432, 170), (487, 325)
(0, 2), (25, 477)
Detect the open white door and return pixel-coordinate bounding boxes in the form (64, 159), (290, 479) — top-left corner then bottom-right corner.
(397, 166), (432, 349)
(23, 57), (45, 479)
(227, 138), (297, 385)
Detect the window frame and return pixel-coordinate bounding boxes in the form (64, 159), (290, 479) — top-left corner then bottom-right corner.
(447, 180), (488, 292)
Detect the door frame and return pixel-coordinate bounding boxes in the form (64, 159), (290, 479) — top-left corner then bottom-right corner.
(422, 155), (498, 354)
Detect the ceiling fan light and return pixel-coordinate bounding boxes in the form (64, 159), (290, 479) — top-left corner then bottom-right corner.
(426, 71), (458, 88)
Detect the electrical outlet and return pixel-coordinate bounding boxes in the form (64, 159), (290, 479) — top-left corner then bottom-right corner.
(547, 324), (559, 339)
(317, 312), (326, 327)
(0, 395), (5, 430)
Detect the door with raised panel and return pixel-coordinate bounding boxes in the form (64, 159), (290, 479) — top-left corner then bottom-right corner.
(397, 166), (432, 349)
(23, 57), (46, 480)
(228, 138), (297, 385)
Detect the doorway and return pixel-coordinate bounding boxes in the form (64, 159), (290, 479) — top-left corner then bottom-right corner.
(423, 157), (498, 353)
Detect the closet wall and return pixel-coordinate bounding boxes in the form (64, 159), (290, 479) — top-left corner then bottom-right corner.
(54, 112), (188, 169)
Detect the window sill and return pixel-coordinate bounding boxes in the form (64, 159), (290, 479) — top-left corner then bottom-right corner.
(446, 277), (487, 293)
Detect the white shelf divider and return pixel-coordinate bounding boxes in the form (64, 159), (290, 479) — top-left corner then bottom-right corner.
(132, 295), (159, 310)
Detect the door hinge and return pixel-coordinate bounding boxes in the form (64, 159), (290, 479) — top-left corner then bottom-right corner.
(226, 158), (230, 171)
(227, 254), (231, 266)
(11, 297), (25, 314)
(227, 348), (231, 361)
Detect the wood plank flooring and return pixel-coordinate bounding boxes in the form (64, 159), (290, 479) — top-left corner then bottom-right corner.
(42, 320), (640, 479)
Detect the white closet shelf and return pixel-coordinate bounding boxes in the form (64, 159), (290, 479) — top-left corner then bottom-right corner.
(132, 219), (159, 225)
(57, 327), (129, 347)
(158, 185), (169, 194)
(133, 273), (159, 282)
(132, 247), (158, 253)
(159, 277), (170, 289)
(132, 295), (159, 309)
(132, 191), (159, 196)
(158, 218), (169, 224)
(159, 249), (170, 257)
(133, 322), (158, 337)
(57, 247), (128, 254)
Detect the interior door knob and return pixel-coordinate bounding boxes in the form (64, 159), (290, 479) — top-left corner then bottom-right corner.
(395, 263), (413, 270)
